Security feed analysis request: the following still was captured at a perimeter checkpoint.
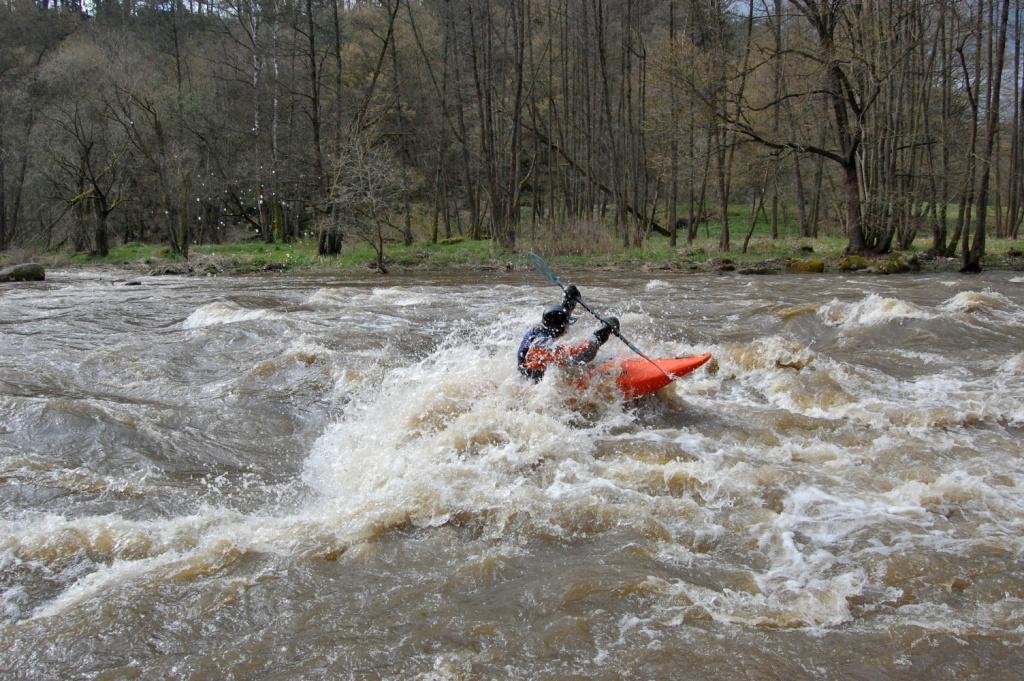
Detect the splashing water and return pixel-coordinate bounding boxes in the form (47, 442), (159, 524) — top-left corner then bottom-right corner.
(1, 270), (1023, 679)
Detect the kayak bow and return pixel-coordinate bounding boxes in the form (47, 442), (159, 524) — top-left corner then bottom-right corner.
(592, 353), (713, 398)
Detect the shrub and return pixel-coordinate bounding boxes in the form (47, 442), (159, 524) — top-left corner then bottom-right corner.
(531, 220), (618, 256)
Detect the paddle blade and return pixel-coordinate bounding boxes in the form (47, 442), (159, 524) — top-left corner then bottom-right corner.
(530, 253), (564, 290)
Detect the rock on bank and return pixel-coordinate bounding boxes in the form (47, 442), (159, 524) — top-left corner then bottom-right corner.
(0, 263), (45, 282)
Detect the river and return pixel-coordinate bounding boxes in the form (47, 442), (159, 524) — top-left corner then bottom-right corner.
(1, 268), (1023, 679)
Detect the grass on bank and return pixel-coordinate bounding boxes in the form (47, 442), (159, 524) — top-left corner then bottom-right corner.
(5, 209), (1022, 272)
(47, 237), (506, 271)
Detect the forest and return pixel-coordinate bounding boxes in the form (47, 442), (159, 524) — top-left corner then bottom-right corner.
(1, 0), (1023, 272)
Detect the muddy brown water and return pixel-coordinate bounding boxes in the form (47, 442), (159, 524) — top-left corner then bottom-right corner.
(1, 269), (1023, 680)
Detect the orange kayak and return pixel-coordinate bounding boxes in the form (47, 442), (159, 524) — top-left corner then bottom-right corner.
(591, 353), (713, 399)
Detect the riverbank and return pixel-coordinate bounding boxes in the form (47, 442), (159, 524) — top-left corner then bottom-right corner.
(2, 235), (1023, 276)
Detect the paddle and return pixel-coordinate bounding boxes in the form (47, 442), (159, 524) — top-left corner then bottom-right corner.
(530, 253), (676, 383)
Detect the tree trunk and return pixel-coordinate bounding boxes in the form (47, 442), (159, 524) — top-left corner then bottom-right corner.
(714, 121), (729, 251)
(94, 209), (109, 257)
(389, 24), (414, 246)
(668, 0), (679, 248)
(965, 0), (1011, 272)
(305, 0), (325, 195)
(0, 117), (7, 251)
(844, 160), (866, 252)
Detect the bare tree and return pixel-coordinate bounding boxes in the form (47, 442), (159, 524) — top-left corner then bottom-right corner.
(3, 0), (1022, 264)
(48, 103), (130, 256)
(326, 136), (406, 273)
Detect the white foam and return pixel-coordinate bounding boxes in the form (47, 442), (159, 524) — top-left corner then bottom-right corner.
(819, 294), (933, 327)
(889, 348), (951, 366)
(645, 279), (671, 291)
(661, 570), (866, 628)
(7, 508), (363, 621)
(307, 286), (439, 308)
(939, 289), (1013, 313)
(30, 552), (182, 620)
(302, 349), (598, 524)
(374, 287), (439, 306)
(304, 287), (359, 307)
(182, 301), (281, 329)
(883, 471), (994, 512)
(2, 583), (28, 621)
(1002, 353), (1024, 376)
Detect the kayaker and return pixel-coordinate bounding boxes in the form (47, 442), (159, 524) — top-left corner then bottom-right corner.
(517, 283), (620, 380)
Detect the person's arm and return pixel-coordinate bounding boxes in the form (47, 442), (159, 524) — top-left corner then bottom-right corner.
(562, 339), (601, 365)
(564, 316), (618, 364)
(525, 317), (620, 369)
(562, 284), (580, 315)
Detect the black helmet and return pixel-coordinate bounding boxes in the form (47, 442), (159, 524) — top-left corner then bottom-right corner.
(541, 305), (574, 333)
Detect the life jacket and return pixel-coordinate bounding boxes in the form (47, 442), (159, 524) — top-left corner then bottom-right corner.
(517, 325), (600, 381)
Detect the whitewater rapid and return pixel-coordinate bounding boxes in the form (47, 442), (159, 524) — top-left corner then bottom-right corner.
(1, 270), (1023, 678)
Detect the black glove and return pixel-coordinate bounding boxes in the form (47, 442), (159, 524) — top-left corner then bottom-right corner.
(562, 283), (581, 313)
(594, 316), (619, 344)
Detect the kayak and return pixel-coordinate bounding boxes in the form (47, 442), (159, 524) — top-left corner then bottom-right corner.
(592, 353), (713, 398)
